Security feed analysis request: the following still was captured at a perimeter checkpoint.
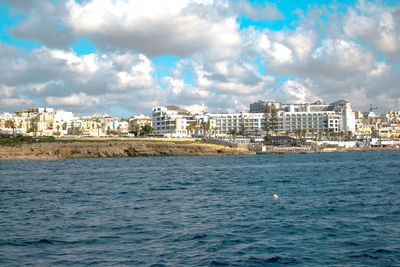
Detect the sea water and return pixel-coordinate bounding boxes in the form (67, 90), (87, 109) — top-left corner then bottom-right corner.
(0, 151), (399, 266)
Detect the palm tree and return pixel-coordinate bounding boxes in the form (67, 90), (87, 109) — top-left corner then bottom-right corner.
(340, 130), (345, 141)
(301, 129), (307, 144)
(202, 122), (210, 137)
(310, 129), (315, 141)
(346, 131), (353, 141)
(228, 129), (237, 143)
(324, 131), (328, 141)
(192, 121), (198, 135)
(214, 127), (219, 137)
(186, 122), (197, 136)
(294, 129), (301, 141)
(317, 131), (323, 141)
(332, 132), (337, 140)
(239, 124), (246, 136)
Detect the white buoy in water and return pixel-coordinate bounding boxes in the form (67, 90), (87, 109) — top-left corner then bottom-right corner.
(273, 193), (279, 200)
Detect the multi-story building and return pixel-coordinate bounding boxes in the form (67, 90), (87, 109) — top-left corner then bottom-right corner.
(0, 112), (26, 134)
(277, 111), (341, 134)
(249, 100), (285, 113)
(152, 105), (196, 137)
(153, 100), (354, 138)
(378, 127), (400, 141)
(249, 99), (355, 133)
(209, 112), (264, 135)
(129, 115), (152, 132)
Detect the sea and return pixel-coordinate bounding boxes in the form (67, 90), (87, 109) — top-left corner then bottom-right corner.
(0, 151), (399, 266)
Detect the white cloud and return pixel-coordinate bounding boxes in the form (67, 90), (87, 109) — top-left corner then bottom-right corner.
(368, 62), (390, 78)
(2, 0), (400, 116)
(233, 1), (283, 21)
(343, 2), (400, 58)
(270, 79), (320, 104)
(64, 0), (241, 57)
(181, 103), (208, 113)
(46, 92), (100, 107)
(116, 55), (154, 89)
(0, 85), (15, 98)
(310, 39), (374, 77)
(0, 98), (35, 111)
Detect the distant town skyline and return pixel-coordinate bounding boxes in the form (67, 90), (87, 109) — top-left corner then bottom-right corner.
(1, 0), (400, 117)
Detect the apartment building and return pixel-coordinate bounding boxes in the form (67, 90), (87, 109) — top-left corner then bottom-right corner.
(152, 105), (196, 137)
(153, 101), (352, 137)
(129, 115), (152, 133)
(209, 112), (264, 135)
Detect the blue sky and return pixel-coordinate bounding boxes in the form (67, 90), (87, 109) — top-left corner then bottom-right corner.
(0, 0), (399, 117)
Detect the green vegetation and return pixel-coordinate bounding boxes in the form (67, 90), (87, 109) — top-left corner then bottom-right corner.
(0, 135), (57, 147)
(0, 134), (228, 148)
(263, 106), (278, 143)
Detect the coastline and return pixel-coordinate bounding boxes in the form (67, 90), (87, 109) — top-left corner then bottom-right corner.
(0, 138), (398, 160)
(0, 140), (253, 161)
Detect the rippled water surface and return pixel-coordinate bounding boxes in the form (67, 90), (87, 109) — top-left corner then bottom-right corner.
(1, 152), (400, 266)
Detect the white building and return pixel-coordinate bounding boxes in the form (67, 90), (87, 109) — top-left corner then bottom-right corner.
(152, 100), (356, 138)
(152, 106), (196, 137)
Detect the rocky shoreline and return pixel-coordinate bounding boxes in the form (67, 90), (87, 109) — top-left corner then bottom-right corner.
(0, 141), (253, 160)
(0, 140), (398, 161)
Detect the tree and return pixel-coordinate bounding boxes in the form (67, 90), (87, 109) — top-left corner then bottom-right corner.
(346, 131), (353, 141)
(141, 124), (154, 135)
(331, 132), (337, 140)
(263, 106), (278, 141)
(186, 122), (197, 136)
(263, 108), (271, 142)
(202, 122), (210, 137)
(263, 107), (271, 137)
(340, 130), (345, 141)
(228, 129), (237, 143)
(213, 127), (219, 137)
(27, 118), (38, 135)
(294, 129), (301, 141)
(371, 127), (378, 138)
(270, 106), (278, 135)
(186, 124), (193, 136)
(129, 120), (140, 136)
(301, 129), (307, 144)
(317, 131), (323, 141)
(4, 120), (15, 135)
(68, 127), (83, 136)
(239, 124), (246, 136)
(310, 129), (315, 140)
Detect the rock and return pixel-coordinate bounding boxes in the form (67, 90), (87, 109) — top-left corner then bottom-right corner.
(0, 140), (253, 160)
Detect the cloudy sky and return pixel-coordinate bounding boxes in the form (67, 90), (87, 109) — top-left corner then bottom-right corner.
(0, 0), (399, 117)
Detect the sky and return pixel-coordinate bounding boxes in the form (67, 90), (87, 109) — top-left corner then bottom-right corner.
(0, 0), (400, 117)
